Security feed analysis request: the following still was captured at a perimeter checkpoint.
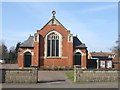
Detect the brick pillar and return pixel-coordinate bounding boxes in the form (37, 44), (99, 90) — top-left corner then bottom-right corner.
(18, 51), (24, 68)
(18, 51), (20, 67)
(67, 34), (73, 67)
(69, 43), (73, 67)
(33, 33), (40, 66)
(82, 55), (87, 69)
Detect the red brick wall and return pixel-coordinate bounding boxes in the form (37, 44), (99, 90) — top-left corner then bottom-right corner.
(113, 58), (120, 69)
(18, 48), (34, 68)
(37, 25), (73, 67)
(73, 48), (87, 69)
(18, 25), (87, 68)
(113, 64), (120, 69)
(33, 39), (40, 66)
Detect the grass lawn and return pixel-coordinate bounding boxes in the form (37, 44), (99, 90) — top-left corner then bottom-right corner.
(65, 71), (74, 82)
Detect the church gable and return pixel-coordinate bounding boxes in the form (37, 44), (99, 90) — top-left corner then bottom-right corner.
(38, 11), (69, 33)
(47, 18), (61, 25)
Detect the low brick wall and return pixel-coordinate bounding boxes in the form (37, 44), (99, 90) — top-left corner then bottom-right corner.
(1, 69), (38, 83)
(74, 66), (119, 82)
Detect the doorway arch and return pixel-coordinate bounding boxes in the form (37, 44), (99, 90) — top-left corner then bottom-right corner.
(24, 52), (32, 67)
(74, 52), (81, 65)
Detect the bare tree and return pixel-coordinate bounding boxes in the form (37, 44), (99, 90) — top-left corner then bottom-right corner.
(0, 43), (9, 60)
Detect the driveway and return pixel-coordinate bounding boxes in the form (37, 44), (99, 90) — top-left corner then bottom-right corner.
(38, 71), (72, 83)
(0, 64), (72, 83)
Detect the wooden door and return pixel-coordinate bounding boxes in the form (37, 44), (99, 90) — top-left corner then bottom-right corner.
(74, 52), (81, 65)
(24, 52), (31, 67)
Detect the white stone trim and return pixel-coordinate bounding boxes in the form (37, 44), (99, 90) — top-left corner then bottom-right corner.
(44, 30), (63, 58)
(68, 34), (73, 43)
(61, 56), (68, 59)
(74, 49), (86, 56)
(40, 56), (68, 59)
(97, 59), (99, 69)
(20, 49), (34, 55)
(81, 67), (87, 69)
(34, 33), (39, 42)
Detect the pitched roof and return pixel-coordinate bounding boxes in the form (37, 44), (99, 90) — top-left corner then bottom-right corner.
(20, 35), (34, 48)
(73, 36), (87, 48)
(90, 52), (116, 57)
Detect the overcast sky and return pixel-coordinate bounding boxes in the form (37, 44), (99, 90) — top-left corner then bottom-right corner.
(1, 2), (118, 52)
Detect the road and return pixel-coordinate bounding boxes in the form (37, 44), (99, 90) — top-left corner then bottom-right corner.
(1, 82), (118, 88)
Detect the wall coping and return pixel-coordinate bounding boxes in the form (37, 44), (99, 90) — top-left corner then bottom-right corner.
(0, 69), (37, 71)
(75, 68), (119, 71)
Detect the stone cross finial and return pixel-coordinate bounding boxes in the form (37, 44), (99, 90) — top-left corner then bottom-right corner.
(52, 11), (56, 17)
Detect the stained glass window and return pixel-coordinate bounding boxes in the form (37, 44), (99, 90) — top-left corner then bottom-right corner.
(47, 33), (59, 57)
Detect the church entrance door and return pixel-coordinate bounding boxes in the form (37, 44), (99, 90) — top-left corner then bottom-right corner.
(24, 52), (31, 67)
(74, 52), (81, 65)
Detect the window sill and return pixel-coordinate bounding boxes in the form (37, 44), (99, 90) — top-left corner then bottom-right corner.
(40, 56), (68, 59)
(46, 57), (61, 59)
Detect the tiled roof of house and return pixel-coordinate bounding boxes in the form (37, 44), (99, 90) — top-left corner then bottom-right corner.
(90, 52), (116, 56)
(88, 52), (117, 59)
(20, 35), (34, 48)
(73, 36), (87, 48)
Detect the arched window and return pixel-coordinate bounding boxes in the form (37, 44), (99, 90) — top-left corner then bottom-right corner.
(47, 33), (59, 56)
(45, 31), (62, 58)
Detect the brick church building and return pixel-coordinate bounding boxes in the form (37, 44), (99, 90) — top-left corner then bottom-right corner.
(18, 11), (88, 69)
